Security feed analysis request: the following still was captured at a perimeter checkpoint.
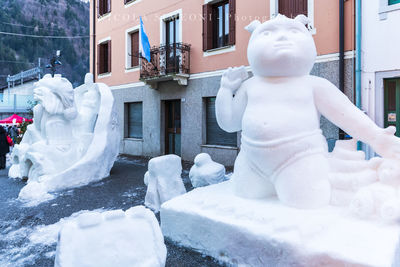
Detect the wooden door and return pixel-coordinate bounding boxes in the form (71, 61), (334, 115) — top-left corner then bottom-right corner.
(165, 100), (181, 156)
(384, 79), (400, 137)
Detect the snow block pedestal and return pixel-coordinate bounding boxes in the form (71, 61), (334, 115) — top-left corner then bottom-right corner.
(161, 181), (400, 267)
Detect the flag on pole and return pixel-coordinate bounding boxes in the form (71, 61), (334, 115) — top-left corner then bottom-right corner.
(140, 16), (151, 62)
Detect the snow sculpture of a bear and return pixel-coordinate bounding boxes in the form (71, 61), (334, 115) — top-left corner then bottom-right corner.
(9, 73), (119, 201)
(216, 14), (400, 209)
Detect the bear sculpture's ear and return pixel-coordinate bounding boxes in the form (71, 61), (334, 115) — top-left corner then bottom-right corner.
(245, 20), (261, 33)
(294, 14), (311, 28)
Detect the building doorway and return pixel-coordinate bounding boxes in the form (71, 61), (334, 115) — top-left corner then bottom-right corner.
(384, 78), (400, 137)
(165, 100), (181, 156)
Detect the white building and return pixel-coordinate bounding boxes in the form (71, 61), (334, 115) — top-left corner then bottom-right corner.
(361, 0), (400, 158)
(0, 67), (39, 119)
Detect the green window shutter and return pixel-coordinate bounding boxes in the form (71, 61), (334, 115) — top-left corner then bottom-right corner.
(389, 0), (400, 5)
(128, 102), (143, 139)
(206, 97), (237, 147)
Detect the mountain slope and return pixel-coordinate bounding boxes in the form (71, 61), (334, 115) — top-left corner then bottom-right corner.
(0, 0), (90, 87)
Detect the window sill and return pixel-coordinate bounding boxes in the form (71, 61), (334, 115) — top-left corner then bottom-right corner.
(379, 2), (400, 20)
(124, 138), (143, 142)
(97, 13), (111, 22)
(98, 72), (111, 79)
(125, 66), (140, 73)
(125, 0), (142, 8)
(203, 45), (235, 57)
(201, 144), (238, 150)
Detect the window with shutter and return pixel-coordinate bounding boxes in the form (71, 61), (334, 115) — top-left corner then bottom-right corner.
(203, 0), (235, 51)
(130, 31), (139, 67)
(126, 102), (143, 139)
(98, 0), (110, 17)
(205, 97), (237, 147)
(278, 0), (308, 18)
(98, 41), (110, 74)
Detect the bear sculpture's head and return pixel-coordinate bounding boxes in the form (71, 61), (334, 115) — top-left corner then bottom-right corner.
(246, 14), (316, 77)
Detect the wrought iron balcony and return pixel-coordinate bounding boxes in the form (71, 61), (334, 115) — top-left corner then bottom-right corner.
(140, 43), (190, 89)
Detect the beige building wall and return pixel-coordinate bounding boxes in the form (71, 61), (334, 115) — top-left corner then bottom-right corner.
(90, 0), (355, 87)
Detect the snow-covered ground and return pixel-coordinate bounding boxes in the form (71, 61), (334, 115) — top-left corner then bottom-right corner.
(10, 156), (142, 207)
(0, 155), (221, 267)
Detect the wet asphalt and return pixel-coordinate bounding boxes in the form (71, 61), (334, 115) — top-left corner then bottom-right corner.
(0, 155), (223, 267)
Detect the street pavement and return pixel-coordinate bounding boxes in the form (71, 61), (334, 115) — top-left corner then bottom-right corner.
(0, 155), (223, 267)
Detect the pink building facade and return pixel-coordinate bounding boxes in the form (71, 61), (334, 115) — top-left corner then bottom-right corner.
(90, 0), (355, 166)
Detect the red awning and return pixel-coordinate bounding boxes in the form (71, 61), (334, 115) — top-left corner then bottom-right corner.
(0, 114), (32, 124)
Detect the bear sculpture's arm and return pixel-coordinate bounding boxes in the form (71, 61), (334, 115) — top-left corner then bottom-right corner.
(215, 66), (249, 133)
(312, 76), (400, 159)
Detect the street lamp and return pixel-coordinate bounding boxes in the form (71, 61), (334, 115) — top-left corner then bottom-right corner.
(46, 50), (62, 77)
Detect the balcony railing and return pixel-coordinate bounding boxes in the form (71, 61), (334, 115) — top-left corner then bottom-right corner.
(7, 67), (41, 84)
(140, 43), (190, 88)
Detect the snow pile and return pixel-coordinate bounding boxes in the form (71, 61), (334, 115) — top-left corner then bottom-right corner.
(55, 206), (166, 267)
(189, 153), (226, 187)
(328, 139), (380, 207)
(0, 209), (107, 267)
(18, 182), (56, 207)
(329, 139), (400, 222)
(8, 165), (20, 179)
(350, 159), (400, 222)
(144, 155), (186, 212)
(161, 181), (400, 267)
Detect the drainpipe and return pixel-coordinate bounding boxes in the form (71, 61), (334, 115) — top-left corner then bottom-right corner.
(339, 0), (345, 94)
(13, 94), (16, 114)
(38, 58), (41, 80)
(355, 0), (362, 150)
(92, 0), (96, 82)
(7, 76), (10, 104)
(355, 0), (361, 109)
(338, 0), (345, 140)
